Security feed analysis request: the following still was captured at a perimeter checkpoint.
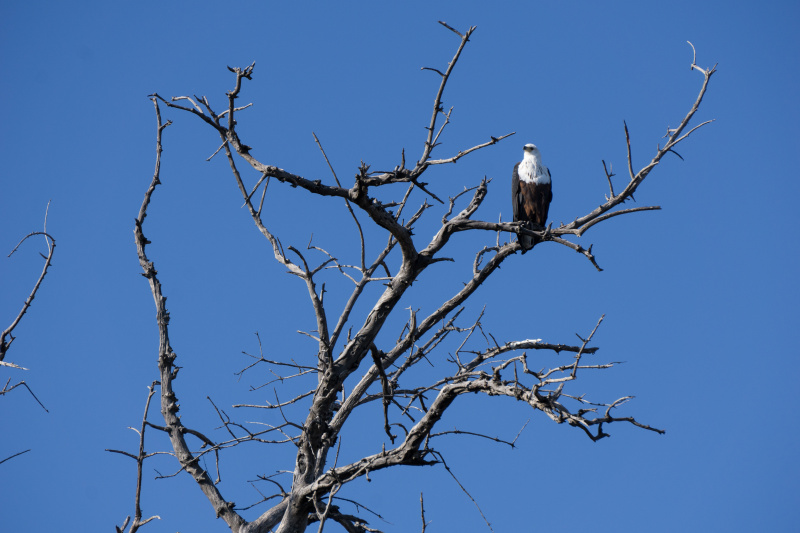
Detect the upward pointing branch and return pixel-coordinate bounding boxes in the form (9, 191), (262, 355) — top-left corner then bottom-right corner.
(418, 23), (476, 168)
(134, 98), (246, 531)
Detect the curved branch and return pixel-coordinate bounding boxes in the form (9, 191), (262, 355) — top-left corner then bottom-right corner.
(2, 229), (56, 362)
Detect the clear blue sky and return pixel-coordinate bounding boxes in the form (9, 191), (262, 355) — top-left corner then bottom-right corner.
(2, 2), (798, 531)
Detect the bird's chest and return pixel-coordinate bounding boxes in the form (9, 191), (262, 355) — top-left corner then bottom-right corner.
(518, 160), (547, 184)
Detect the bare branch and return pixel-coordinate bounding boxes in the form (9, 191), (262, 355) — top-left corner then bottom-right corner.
(109, 382), (162, 533)
(428, 427), (519, 448)
(369, 344), (396, 444)
(314, 133), (366, 271)
(427, 132), (515, 165)
(419, 493), (428, 533)
(2, 228), (56, 363)
(0, 449), (31, 466)
(432, 451), (494, 532)
(601, 159), (616, 199)
(0, 380), (48, 412)
(624, 120), (635, 181)
(134, 98), (245, 530)
(557, 55), (715, 237)
(418, 24), (476, 167)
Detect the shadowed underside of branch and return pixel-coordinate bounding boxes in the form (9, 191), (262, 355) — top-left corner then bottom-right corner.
(126, 22), (714, 533)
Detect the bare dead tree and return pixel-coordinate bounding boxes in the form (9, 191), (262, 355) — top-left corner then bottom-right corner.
(124, 23), (714, 533)
(1, 206), (55, 464)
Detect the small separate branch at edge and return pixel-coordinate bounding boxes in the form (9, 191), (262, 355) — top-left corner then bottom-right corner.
(0, 449), (31, 466)
(0, 380), (49, 412)
(2, 227), (56, 363)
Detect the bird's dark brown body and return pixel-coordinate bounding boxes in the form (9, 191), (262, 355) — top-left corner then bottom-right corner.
(511, 144), (553, 251)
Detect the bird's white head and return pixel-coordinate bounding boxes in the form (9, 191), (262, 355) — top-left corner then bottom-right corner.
(519, 143), (549, 183)
(522, 143), (541, 160)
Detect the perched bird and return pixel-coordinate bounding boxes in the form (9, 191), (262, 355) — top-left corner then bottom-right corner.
(511, 143), (552, 252)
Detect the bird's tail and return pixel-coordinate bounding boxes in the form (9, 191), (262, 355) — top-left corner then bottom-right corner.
(519, 233), (534, 253)
(519, 223), (542, 254)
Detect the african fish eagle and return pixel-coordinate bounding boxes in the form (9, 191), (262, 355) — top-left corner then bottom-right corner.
(511, 143), (552, 252)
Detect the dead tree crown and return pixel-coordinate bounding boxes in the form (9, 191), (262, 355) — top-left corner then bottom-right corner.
(120, 22), (715, 533)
